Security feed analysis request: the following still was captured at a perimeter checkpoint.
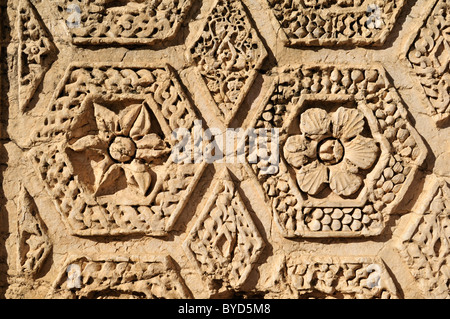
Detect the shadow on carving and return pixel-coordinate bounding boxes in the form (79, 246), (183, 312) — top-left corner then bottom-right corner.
(373, 0), (418, 50)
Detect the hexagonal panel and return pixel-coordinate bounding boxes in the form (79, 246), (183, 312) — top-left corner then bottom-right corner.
(30, 62), (206, 237)
(247, 64), (427, 238)
(186, 0), (268, 126)
(266, 0), (407, 47)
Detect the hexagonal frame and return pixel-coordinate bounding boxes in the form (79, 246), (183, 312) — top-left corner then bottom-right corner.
(246, 63), (427, 238)
(29, 62), (207, 237)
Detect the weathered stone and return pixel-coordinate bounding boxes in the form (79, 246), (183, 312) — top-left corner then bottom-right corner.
(0, 0), (448, 300)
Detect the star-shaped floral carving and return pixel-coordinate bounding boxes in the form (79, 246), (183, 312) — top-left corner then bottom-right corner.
(284, 107), (379, 197)
(23, 37), (52, 65)
(69, 102), (171, 196)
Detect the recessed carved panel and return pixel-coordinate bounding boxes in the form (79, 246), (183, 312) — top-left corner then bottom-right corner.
(249, 64), (427, 238)
(183, 168), (265, 290)
(62, 0), (194, 45)
(187, 0), (268, 125)
(17, 186), (52, 278)
(48, 255), (192, 299)
(266, 255), (399, 299)
(405, 0), (450, 125)
(396, 176), (450, 299)
(29, 63), (206, 236)
(266, 0), (406, 47)
(18, 0), (57, 112)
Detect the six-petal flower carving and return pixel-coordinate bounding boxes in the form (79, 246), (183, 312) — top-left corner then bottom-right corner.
(284, 107), (379, 196)
(69, 102), (171, 196)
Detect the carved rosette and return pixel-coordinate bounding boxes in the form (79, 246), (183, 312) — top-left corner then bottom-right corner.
(47, 255), (192, 299)
(405, 0), (449, 125)
(183, 168), (265, 290)
(248, 64), (427, 238)
(267, 255), (399, 299)
(266, 0), (406, 47)
(29, 63), (206, 237)
(396, 176), (450, 299)
(62, 0), (193, 45)
(186, 0), (268, 125)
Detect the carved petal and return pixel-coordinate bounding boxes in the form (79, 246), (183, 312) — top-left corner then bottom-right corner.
(300, 108), (331, 139)
(135, 133), (170, 162)
(119, 104), (143, 136)
(136, 133), (166, 150)
(329, 164), (363, 196)
(95, 164), (123, 195)
(136, 148), (171, 162)
(69, 135), (108, 153)
(297, 161), (328, 195)
(343, 135), (379, 169)
(332, 107), (365, 140)
(129, 105), (152, 140)
(283, 135), (312, 168)
(94, 103), (120, 134)
(124, 160), (152, 196)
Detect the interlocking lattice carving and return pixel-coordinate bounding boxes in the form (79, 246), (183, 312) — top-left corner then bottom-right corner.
(1, 0), (447, 300)
(266, 0), (406, 46)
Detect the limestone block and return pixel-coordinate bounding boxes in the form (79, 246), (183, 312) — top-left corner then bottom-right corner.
(0, 0), (448, 299)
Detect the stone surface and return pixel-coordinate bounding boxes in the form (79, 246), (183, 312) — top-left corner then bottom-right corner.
(0, 0), (449, 299)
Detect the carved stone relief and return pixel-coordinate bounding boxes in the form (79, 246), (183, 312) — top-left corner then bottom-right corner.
(61, 0), (194, 45)
(395, 176), (449, 299)
(404, 0), (449, 125)
(266, 0), (406, 46)
(183, 168), (265, 291)
(1, 0), (449, 300)
(265, 255), (399, 298)
(17, 0), (57, 112)
(48, 254), (192, 299)
(249, 64), (427, 238)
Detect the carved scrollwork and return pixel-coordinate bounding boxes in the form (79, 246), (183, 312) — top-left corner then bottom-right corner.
(18, 0), (57, 112)
(396, 176), (450, 299)
(266, 255), (399, 299)
(187, 0), (268, 125)
(61, 0), (193, 45)
(183, 168), (265, 291)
